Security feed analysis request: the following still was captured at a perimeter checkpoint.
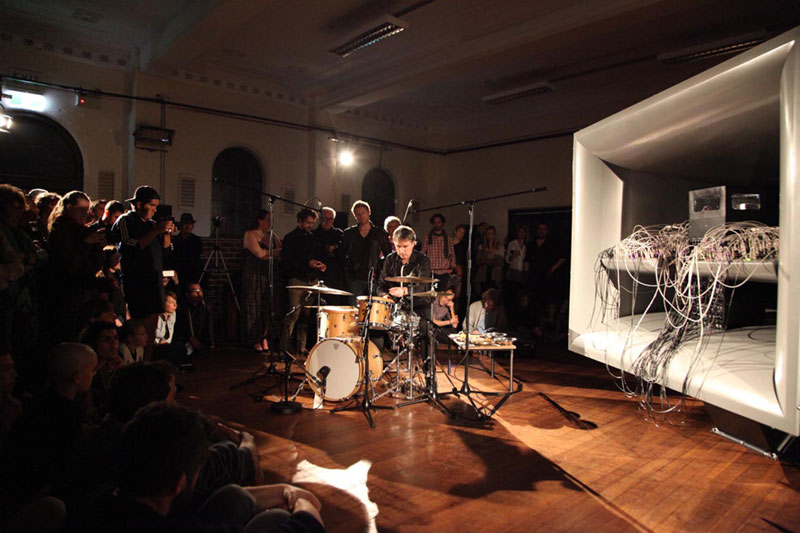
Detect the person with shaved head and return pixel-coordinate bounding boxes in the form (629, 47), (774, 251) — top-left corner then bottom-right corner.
(0, 343), (97, 526)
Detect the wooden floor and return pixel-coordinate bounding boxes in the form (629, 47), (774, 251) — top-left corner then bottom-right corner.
(179, 343), (800, 532)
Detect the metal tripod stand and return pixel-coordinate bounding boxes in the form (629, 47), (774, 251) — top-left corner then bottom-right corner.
(199, 216), (240, 311)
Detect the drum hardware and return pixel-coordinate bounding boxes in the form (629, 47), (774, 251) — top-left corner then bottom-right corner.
(270, 351), (304, 414)
(330, 268), (395, 427)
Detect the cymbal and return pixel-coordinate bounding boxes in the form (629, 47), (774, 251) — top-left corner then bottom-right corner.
(285, 281), (353, 296)
(414, 290), (446, 298)
(384, 275), (437, 283)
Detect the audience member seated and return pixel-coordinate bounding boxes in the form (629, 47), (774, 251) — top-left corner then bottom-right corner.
(153, 291), (179, 362)
(71, 403), (324, 532)
(537, 301), (568, 344)
(80, 298), (117, 329)
(0, 353), (21, 450)
(463, 288), (508, 334)
(119, 319), (147, 365)
(79, 322), (123, 419)
(174, 283), (215, 363)
(431, 288), (459, 337)
(0, 343), (96, 527)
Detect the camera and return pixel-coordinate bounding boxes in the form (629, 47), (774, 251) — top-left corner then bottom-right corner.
(155, 204), (174, 223)
(212, 215), (226, 227)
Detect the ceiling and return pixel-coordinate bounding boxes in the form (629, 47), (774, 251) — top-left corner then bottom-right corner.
(1, 0), (799, 150)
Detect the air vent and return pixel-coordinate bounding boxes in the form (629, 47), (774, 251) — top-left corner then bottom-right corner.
(328, 15), (407, 58)
(658, 33), (767, 65)
(179, 175), (196, 207)
(283, 185), (297, 214)
(482, 82), (554, 105)
(97, 171), (115, 199)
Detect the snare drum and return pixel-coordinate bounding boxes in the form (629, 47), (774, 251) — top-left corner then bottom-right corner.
(317, 306), (359, 340)
(356, 295), (394, 330)
(305, 338), (384, 401)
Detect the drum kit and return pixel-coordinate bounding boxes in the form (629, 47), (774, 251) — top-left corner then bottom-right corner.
(283, 275), (446, 421)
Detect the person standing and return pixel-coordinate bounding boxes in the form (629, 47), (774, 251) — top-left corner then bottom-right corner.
(504, 225), (528, 312)
(170, 212), (203, 289)
(524, 221), (568, 314)
(383, 216), (401, 252)
(474, 225), (504, 297)
(422, 213), (456, 293)
(314, 207), (345, 303)
(241, 210), (281, 353)
(338, 200), (391, 304)
(108, 185), (173, 362)
(279, 209), (326, 355)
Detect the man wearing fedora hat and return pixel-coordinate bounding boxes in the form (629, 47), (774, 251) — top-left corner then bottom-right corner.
(108, 185), (174, 361)
(172, 212), (203, 289)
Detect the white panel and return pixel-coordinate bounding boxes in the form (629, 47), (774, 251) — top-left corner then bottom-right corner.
(569, 27), (800, 435)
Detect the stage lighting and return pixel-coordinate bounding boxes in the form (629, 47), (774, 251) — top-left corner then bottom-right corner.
(339, 150), (354, 166)
(0, 104), (11, 133)
(4, 89), (46, 112)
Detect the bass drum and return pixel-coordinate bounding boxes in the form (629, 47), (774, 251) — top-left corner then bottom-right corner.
(305, 338), (383, 401)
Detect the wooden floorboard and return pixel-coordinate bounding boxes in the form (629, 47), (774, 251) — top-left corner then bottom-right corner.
(178, 343), (800, 532)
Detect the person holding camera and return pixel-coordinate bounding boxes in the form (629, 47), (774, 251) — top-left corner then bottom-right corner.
(108, 186), (174, 361)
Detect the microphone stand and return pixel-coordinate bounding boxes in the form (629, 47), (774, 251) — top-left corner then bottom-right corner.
(331, 266), (394, 427)
(413, 186), (546, 418)
(217, 177), (323, 406)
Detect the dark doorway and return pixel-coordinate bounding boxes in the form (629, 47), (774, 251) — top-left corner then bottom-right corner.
(0, 111), (83, 193)
(362, 168), (395, 229)
(211, 147), (264, 237)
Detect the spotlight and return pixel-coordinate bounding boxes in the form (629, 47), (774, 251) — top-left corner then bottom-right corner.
(0, 102), (10, 134)
(339, 150), (354, 166)
(4, 89), (46, 112)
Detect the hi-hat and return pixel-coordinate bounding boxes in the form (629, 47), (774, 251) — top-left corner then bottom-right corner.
(285, 281), (353, 296)
(384, 275), (436, 283)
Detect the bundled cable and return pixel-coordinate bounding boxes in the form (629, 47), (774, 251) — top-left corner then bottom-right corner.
(589, 221), (779, 425)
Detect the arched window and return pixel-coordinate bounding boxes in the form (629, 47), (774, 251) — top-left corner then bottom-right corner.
(361, 168), (395, 229)
(211, 147), (264, 237)
(0, 111), (83, 193)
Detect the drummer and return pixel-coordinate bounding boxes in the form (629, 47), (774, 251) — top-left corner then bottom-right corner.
(379, 225), (434, 329)
(379, 224), (434, 364)
(378, 225), (433, 301)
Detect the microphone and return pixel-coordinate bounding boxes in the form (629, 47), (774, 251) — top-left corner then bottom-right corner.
(317, 366), (331, 389)
(402, 199), (414, 223)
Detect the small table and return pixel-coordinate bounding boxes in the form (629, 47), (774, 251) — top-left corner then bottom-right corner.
(448, 335), (517, 393)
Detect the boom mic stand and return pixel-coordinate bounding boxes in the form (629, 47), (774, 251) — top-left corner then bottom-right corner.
(215, 177), (323, 403)
(413, 186), (546, 419)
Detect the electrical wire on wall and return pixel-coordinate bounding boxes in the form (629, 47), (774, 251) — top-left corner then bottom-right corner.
(589, 222), (779, 425)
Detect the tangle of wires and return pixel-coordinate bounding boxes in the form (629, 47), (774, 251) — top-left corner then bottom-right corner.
(591, 221), (779, 425)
